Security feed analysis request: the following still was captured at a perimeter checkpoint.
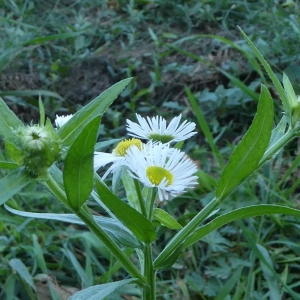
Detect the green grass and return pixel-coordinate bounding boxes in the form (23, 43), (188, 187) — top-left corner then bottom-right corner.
(1, 0), (300, 299)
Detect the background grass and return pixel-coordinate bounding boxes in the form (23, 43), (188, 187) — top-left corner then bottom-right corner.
(1, 0), (300, 299)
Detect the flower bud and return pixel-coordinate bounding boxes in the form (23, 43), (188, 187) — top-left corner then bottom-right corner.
(14, 125), (63, 179)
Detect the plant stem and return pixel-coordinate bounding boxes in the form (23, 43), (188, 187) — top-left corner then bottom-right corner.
(154, 197), (220, 269)
(134, 178), (147, 217)
(45, 174), (147, 286)
(143, 244), (155, 300)
(258, 127), (297, 169)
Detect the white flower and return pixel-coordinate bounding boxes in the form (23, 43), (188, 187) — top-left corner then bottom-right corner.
(124, 142), (198, 201)
(55, 114), (73, 128)
(126, 114), (197, 143)
(94, 138), (143, 179)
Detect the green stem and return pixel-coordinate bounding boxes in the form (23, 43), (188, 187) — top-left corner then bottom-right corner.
(45, 174), (147, 286)
(134, 179), (147, 217)
(258, 127), (297, 169)
(154, 197), (219, 269)
(143, 244), (155, 300)
(147, 189), (156, 220)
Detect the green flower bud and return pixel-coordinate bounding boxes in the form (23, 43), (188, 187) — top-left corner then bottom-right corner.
(14, 124), (63, 179)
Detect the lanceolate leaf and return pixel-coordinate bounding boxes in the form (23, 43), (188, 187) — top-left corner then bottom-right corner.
(9, 259), (36, 291)
(153, 208), (182, 230)
(184, 204), (300, 248)
(58, 78), (132, 147)
(96, 179), (156, 244)
(216, 85), (274, 201)
(69, 279), (139, 300)
(63, 116), (100, 211)
(0, 97), (23, 140)
(238, 27), (288, 116)
(4, 205), (142, 249)
(0, 169), (34, 206)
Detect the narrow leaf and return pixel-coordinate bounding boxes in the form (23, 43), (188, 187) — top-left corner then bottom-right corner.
(153, 208), (182, 229)
(184, 204), (300, 248)
(69, 279), (138, 300)
(9, 258), (36, 291)
(39, 96), (45, 126)
(5, 204), (142, 249)
(58, 78), (132, 147)
(185, 86), (224, 168)
(63, 116), (100, 211)
(0, 161), (19, 169)
(238, 27), (288, 114)
(96, 179), (156, 243)
(0, 169), (34, 206)
(5, 140), (24, 164)
(0, 97), (23, 140)
(216, 85), (274, 201)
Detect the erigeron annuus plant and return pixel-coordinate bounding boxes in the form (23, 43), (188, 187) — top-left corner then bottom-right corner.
(2, 29), (300, 299)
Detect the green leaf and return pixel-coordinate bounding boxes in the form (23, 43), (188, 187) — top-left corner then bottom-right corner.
(69, 279), (139, 300)
(9, 258), (36, 291)
(63, 116), (100, 211)
(216, 85), (274, 201)
(0, 161), (19, 169)
(238, 27), (288, 118)
(0, 169), (34, 206)
(257, 244), (281, 300)
(5, 204), (142, 249)
(239, 221), (300, 299)
(153, 208), (182, 229)
(58, 78), (132, 147)
(5, 140), (23, 164)
(184, 204), (300, 248)
(122, 169), (140, 212)
(96, 179), (156, 244)
(154, 245), (183, 270)
(0, 97), (23, 140)
(185, 85), (224, 168)
(39, 96), (45, 126)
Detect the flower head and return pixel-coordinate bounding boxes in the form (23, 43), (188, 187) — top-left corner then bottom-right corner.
(55, 114), (73, 128)
(126, 114), (197, 143)
(124, 142), (198, 201)
(14, 124), (63, 179)
(94, 138), (143, 179)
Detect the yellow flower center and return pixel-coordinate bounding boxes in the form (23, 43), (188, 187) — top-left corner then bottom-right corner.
(146, 166), (173, 186)
(114, 138), (142, 156)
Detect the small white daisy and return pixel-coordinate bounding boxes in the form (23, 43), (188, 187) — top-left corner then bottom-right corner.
(94, 138), (143, 179)
(124, 142), (198, 201)
(126, 114), (197, 143)
(55, 114), (73, 128)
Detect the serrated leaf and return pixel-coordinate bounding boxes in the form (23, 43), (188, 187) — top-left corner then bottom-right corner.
(58, 78), (132, 148)
(184, 204), (300, 248)
(69, 279), (138, 300)
(63, 116), (100, 211)
(96, 179), (156, 244)
(153, 208), (182, 229)
(0, 169), (34, 206)
(5, 204), (142, 249)
(216, 85), (274, 201)
(0, 97), (24, 140)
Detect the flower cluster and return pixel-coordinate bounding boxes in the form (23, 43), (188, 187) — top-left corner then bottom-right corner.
(55, 113), (198, 200)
